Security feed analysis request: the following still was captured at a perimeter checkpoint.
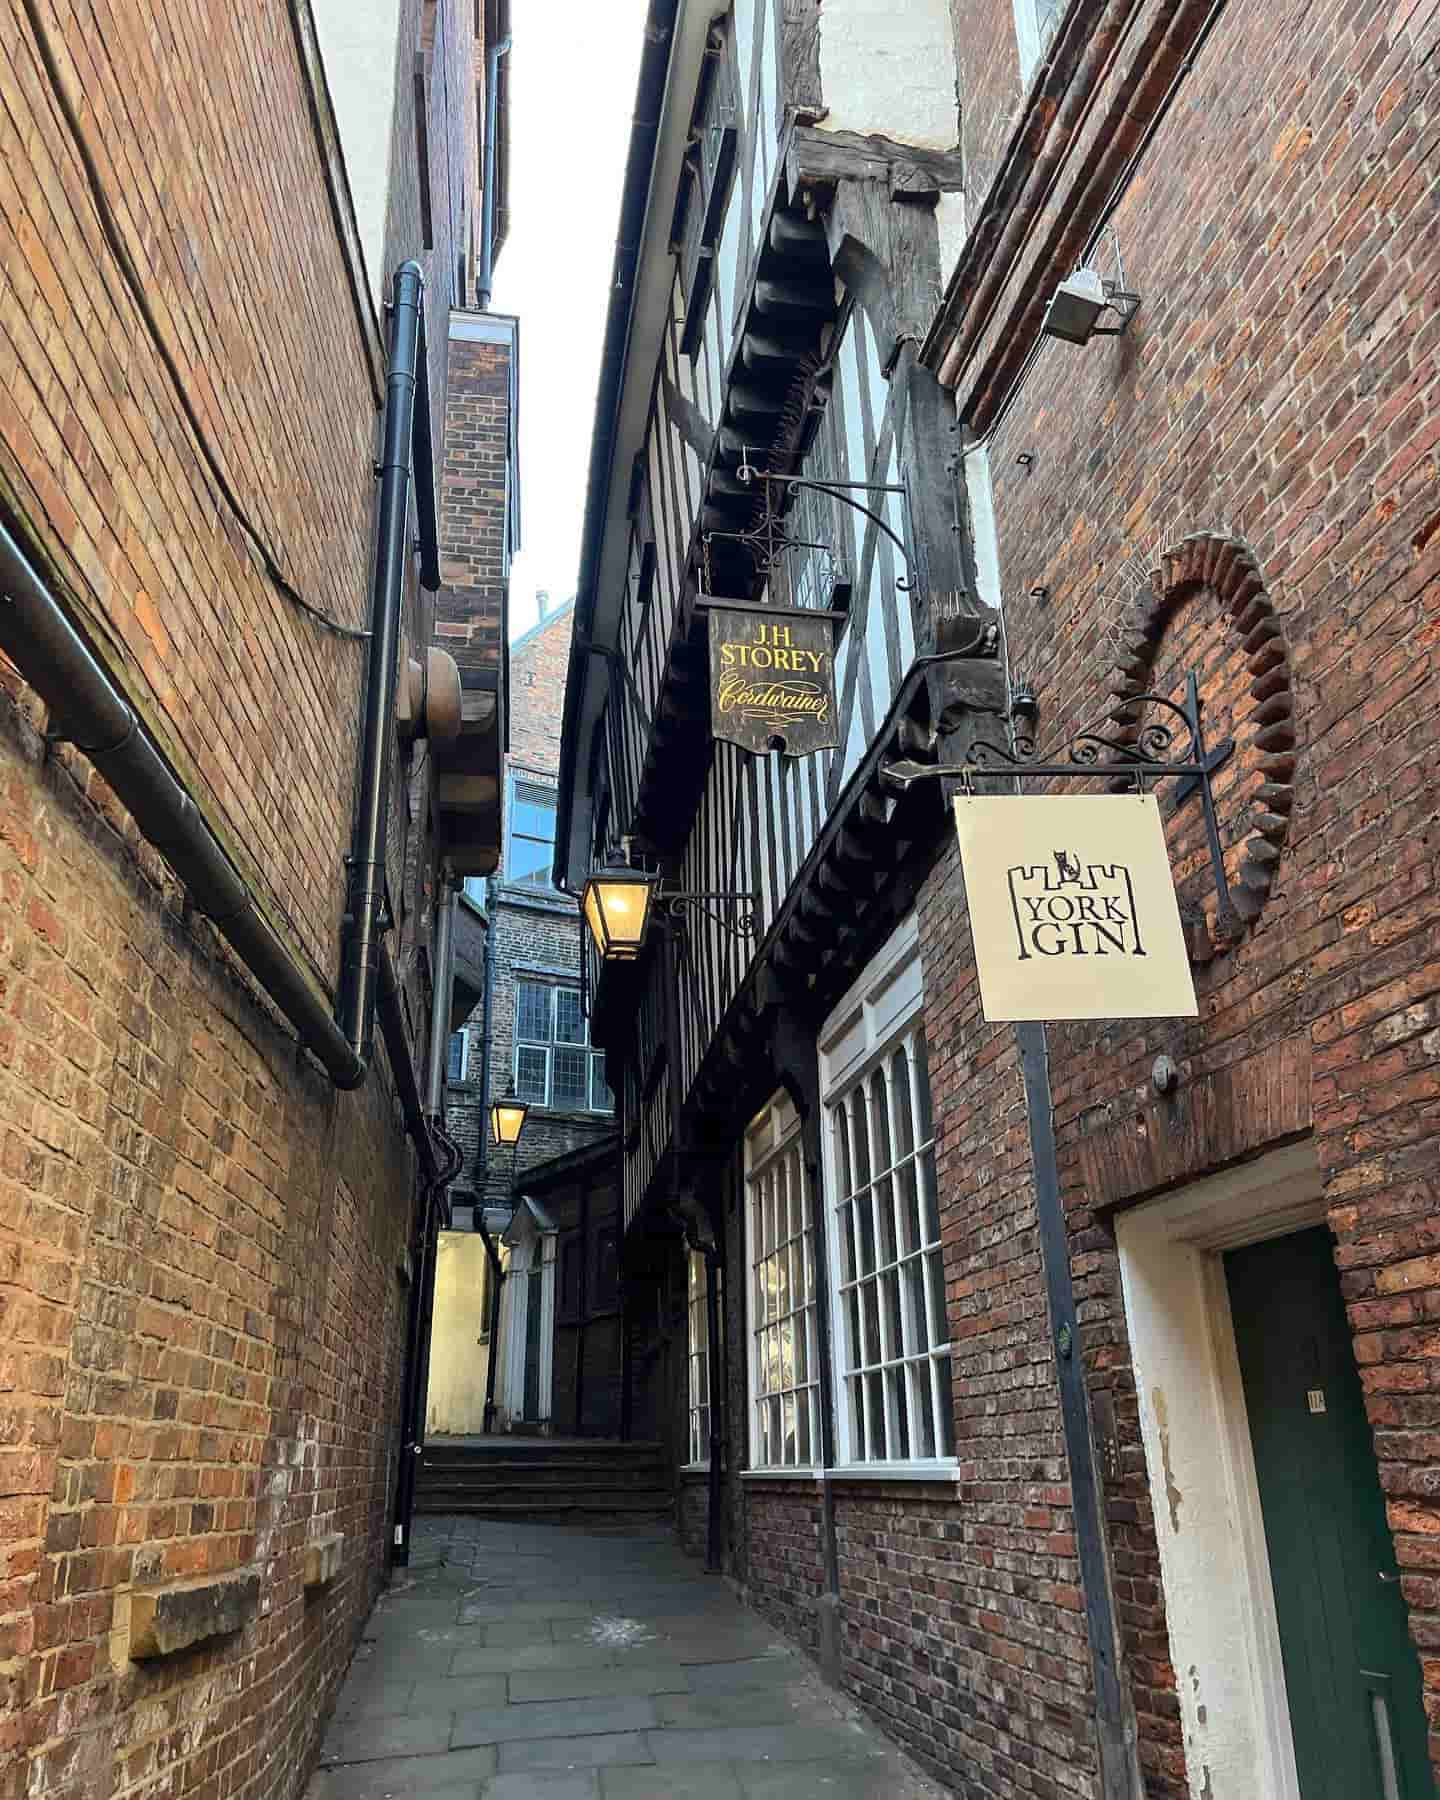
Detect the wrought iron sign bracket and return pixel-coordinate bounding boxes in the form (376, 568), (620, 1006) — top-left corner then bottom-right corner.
(701, 456), (920, 596)
(659, 888), (761, 942)
(884, 670), (1239, 934)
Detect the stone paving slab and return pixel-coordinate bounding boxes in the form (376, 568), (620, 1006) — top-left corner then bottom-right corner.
(497, 1732), (655, 1773)
(598, 1763), (744, 1800)
(308, 1744), (497, 1799)
(643, 1724), (883, 1764)
(508, 1666), (690, 1703)
(304, 1516), (946, 1800)
(450, 1697), (658, 1748)
(487, 1775), (601, 1800)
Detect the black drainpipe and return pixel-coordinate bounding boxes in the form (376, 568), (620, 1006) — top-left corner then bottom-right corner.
(338, 260), (442, 1075)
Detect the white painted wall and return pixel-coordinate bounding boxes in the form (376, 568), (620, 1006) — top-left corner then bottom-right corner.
(426, 1233), (493, 1435)
(310, 0), (404, 306)
(817, 0), (959, 150)
(1116, 1143), (1324, 1799)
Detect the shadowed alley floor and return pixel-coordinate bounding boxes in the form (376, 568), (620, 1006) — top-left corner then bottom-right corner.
(308, 1515), (946, 1799)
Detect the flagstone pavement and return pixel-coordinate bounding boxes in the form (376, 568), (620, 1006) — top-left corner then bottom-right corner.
(307, 1515), (948, 1799)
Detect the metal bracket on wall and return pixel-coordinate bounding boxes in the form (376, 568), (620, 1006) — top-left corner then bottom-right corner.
(881, 668), (1238, 937)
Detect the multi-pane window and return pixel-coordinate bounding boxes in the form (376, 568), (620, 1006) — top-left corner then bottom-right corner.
(746, 1097), (820, 1470)
(514, 981), (613, 1112)
(686, 1251), (719, 1467)
(506, 778), (557, 887)
(828, 1028), (953, 1464)
(447, 1031), (467, 1083)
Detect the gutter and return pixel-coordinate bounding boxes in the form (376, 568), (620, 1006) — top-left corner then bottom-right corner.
(554, 0), (683, 887)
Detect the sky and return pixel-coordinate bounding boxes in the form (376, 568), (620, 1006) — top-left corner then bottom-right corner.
(491, 0), (650, 641)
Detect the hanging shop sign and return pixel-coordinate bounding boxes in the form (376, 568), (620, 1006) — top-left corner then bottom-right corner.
(952, 793), (1198, 1022)
(706, 606), (839, 756)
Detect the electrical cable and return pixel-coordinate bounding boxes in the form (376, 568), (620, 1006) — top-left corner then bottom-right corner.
(18, 0), (370, 643)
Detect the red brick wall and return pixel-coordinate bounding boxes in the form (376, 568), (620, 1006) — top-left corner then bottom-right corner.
(437, 327), (512, 686)
(0, 704), (416, 1800)
(926, 0), (1440, 1789)
(510, 604), (577, 775)
(0, 0), (489, 1794)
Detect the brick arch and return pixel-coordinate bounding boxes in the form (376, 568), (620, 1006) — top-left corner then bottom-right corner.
(1108, 531), (1296, 943)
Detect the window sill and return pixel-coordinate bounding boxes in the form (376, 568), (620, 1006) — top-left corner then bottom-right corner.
(739, 1463), (960, 1486)
(679, 1464), (711, 1477)
(827, 1461), (960, 1484)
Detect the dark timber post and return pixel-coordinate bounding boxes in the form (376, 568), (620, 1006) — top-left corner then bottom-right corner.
(1017, 1021), (1139, 1799)
(772, 1002), (842, 1679)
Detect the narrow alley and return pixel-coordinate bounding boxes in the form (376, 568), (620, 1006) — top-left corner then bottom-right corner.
(310, 1518), (941, 1800)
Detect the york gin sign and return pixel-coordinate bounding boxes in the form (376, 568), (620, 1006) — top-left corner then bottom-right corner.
(952, 794), (1198, 1022)
(707, 608), (839, 756)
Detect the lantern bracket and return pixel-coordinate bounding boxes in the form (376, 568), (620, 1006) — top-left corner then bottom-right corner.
(883, 669), (1239, 936)
(658, 888), (760, 942)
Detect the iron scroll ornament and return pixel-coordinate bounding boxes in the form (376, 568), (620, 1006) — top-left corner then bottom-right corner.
(884, 670), (1241, 939)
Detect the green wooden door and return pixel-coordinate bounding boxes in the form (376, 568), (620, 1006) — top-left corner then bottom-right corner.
(1226, 1227), (1433, 1799)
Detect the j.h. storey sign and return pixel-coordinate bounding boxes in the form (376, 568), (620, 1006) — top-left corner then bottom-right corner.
(952, 794), (1198, 1021)
(707, 607), (838, 756)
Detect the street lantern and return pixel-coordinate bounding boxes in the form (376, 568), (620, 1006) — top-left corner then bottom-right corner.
(489, 1086), (529, 1147)
(581, 866), (657, 962)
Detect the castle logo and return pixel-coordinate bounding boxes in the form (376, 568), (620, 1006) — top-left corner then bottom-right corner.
(1008, 851), (1145, 961)
(952, 794), (1198, 1022)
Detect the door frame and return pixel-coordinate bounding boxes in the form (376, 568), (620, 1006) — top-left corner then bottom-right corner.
(1116, 1139), (1329, 1800)
(502, 1216), (557, 1427)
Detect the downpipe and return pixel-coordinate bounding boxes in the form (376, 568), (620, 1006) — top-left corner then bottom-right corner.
(337, 260), (440, 1077)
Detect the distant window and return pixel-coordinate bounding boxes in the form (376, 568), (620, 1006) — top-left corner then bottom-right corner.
(506, 777), (557, 887)
(1014, 0), (1063, 83)
(513, 981), (613, 1113)
(462, 875), (487, 907)
(447, 1031), (468, 1083)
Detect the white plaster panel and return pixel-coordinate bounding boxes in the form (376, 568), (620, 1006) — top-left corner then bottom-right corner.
(817, 0), (959, 150)
(310, 0), (403, 306)
(935, 192), (969, 292)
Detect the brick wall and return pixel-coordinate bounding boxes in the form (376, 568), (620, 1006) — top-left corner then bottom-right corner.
(922, 0), (1440, 1789)
(437, 325), (512, 686)
(509, 602), (577, 773)
(0, 700), (416, 1800)
(0, 0), (490, 1794)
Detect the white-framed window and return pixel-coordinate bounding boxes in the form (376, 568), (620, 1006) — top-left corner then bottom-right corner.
(820, 916), (953, 1468)
(745, 1093), (820, 1471)
(686, 1250), (721, 1468)
(1013, 0), (1063, 84)
(506, 775), (557, 887)
(447, 1031), (468, 1083)
(513, 980), (613, 1113)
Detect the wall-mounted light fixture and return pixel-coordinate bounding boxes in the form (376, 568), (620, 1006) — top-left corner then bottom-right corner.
(581, 852), (758, 965)
(1042, 266), (1141, 344)
(489, 1085), (530, 1147)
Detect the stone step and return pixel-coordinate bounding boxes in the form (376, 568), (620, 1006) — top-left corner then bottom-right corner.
(414, 1492), (673, 1518)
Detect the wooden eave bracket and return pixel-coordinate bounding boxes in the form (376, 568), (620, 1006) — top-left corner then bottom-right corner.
(786, 125), (965, 207)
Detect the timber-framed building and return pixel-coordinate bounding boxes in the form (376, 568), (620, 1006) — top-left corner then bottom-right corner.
(557, 2), (1440, 1798)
